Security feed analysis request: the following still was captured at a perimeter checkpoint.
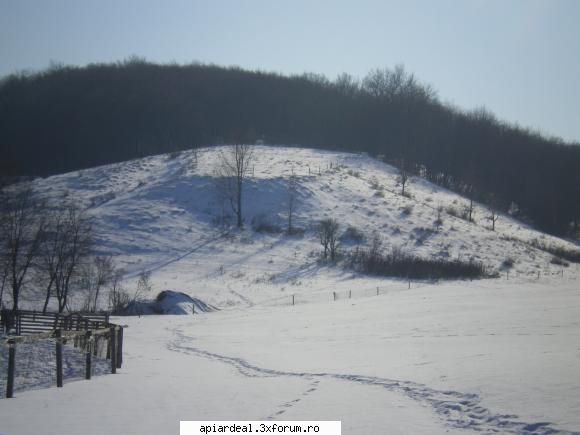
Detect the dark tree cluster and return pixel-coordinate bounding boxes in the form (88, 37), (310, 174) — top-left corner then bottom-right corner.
(1, 59), (579, 236)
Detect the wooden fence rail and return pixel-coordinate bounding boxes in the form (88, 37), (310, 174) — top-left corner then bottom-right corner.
(1, 309), (110, 336)
(1, 309), (124, 399)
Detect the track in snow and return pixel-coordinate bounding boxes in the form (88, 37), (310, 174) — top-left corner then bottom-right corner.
(168, 329), (576, 435)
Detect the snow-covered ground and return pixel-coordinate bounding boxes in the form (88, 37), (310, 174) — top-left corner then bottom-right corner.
(2, 146), (580, 434)
(2, 279), (579, 434)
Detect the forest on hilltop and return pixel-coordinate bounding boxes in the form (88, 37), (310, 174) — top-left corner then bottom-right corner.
(1, 59), (579, 237)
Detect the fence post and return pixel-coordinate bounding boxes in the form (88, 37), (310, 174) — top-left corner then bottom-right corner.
(85, 331), (92, 380)
(110, 327), (117, 374)
(377, 287), (379, 296)
(349, 290), (351, 299)
(55, 329), (63, 388)
(94, 335), (99, 356)
(116, 327), (123, 369)
(333, 292), (336, 302)
(6, 338), (16, 398)
(292, 295), (295, 306)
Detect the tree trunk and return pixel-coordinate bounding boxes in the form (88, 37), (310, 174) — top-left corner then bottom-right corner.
(93, 285), (101, 312)
(0, 273), (6, 309)
(11, 273), (18, 312)
(236, 180), (243, 228)
(469, 199), (473, 222)
(42, 279), (54, 314)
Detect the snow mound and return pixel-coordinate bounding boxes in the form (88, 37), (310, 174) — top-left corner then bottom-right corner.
(124, 290), (217, 315)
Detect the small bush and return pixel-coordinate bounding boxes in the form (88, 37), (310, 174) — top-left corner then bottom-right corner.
(502, 257), (515, 269)
(460, 207), (471, 221)
(446, 206), (459, 217)
(109, 286), (130, 314)
(347, 169), (361, 178)
(341, 225), (365, 244)
(253, 222), (282, 233)
(251, 215), (283, 234)
(368, 176), (382, 190)
(401, 204), (413, 216)
(550, 256), (569, 267)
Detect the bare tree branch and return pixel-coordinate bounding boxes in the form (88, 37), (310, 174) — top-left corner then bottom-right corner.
(0, 188), (45, 311)
(214, 144), (255, 228)
(318, 219), (340, 261)
(287, 171), (298, 234)
(39, 204), (92, 313)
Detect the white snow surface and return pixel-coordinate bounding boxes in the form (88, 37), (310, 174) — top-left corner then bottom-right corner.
(2, 145), (580, 434)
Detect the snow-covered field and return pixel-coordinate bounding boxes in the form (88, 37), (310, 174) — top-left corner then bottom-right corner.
(2, 279), (579, 434)
(2, 146), (580, 434)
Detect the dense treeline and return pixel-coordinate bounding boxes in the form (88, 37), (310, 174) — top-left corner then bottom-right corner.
(1, 59), (579, 236)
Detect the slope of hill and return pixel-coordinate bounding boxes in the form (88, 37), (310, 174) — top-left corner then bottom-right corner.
(16, 145), (578, 309)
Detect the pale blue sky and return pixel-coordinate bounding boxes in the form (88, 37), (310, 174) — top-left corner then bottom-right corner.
(1, 0), (579, 143)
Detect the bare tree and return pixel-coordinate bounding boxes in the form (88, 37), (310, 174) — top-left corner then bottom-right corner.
(362, 65), (435, 102)
(134, 269), (152, 302)
(287, 171), (298, 234)
(0, 189), (45, 311)
(81, 256), (114, 312)
(435, 204), (444, 230)
(461, 184), (475, 222)
(396, 158), (411, 196)
(0, 257), (7, 309)
(190, 148), (199, 172)
(214, 144), (255, 228)
(40, 209), (65, 312)
(465, 199), (475, 222)
(108, 268), (129, 313)
(488, 195), (500, 231)
(40, 205), (92, 313)
(318, 218), (340, 261)
(334, 73), (360, 97)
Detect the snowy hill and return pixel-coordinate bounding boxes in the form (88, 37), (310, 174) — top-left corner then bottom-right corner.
(3, 145), (580, 434)
(19, 145), (579, 309)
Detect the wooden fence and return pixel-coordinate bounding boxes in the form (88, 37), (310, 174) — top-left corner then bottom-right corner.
(1, 309), (110, 336)
(1, 309), (123, 399)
